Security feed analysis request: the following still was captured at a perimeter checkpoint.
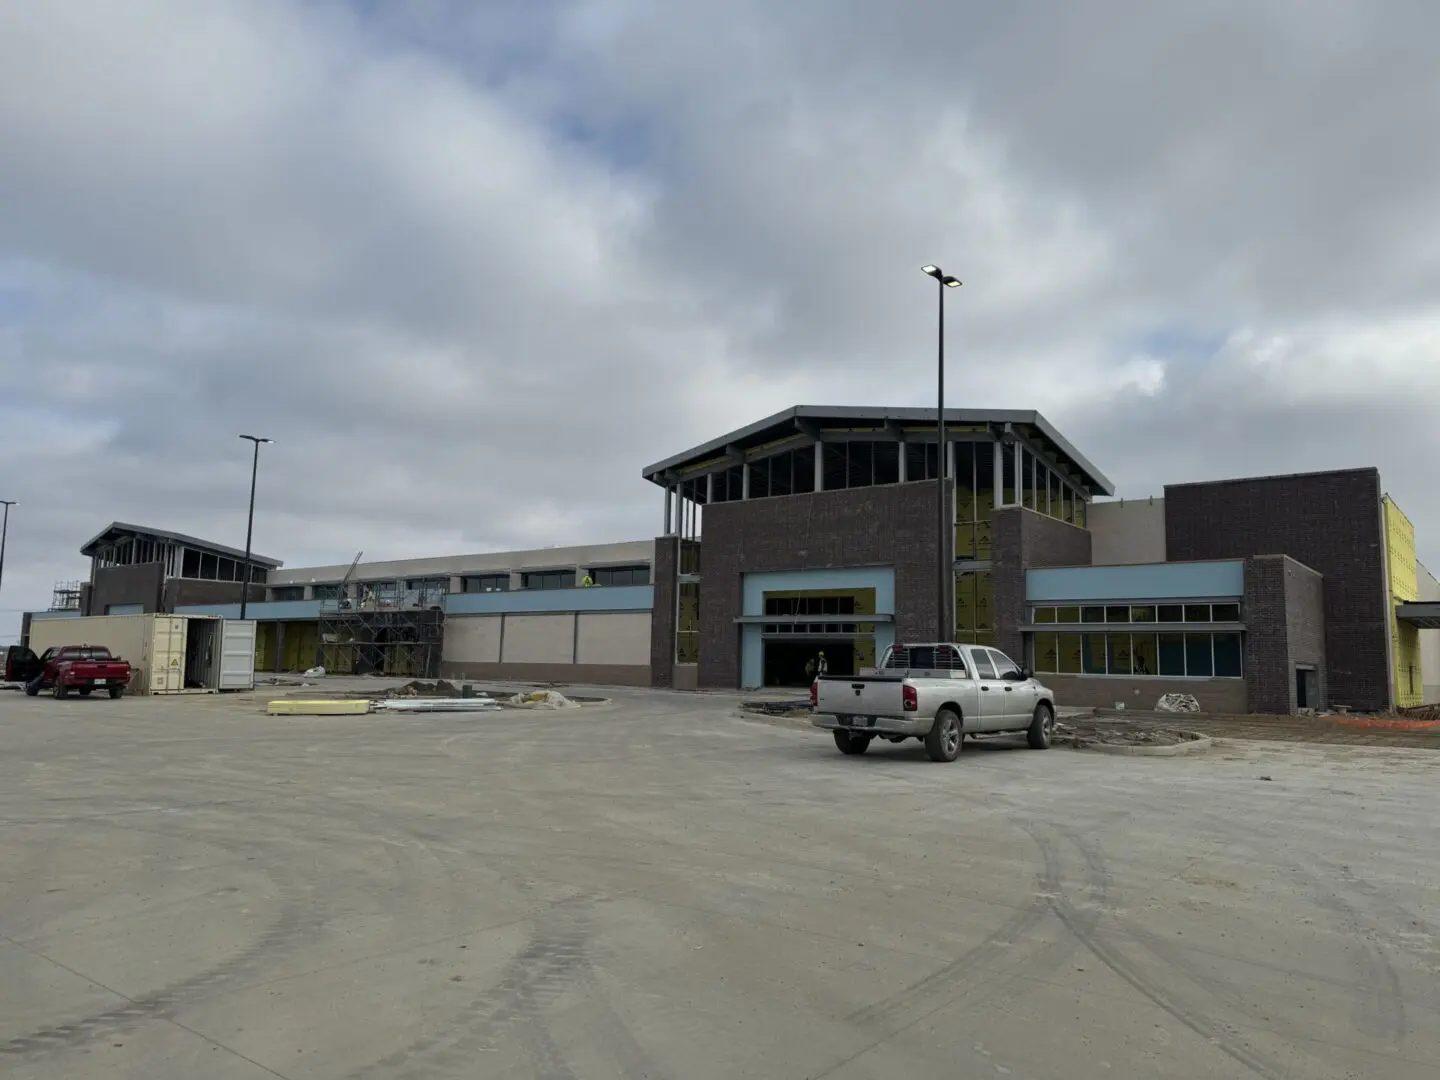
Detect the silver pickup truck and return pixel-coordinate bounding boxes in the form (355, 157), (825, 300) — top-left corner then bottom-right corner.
(811, 642), (1056, 762)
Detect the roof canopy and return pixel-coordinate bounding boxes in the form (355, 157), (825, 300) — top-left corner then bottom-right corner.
(641, 405), (1114, 495)
(1396, 602), (1440, 630)
(80, 522), (283, 569)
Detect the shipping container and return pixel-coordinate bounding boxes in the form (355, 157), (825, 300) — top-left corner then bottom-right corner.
(25, 614), (255, 694)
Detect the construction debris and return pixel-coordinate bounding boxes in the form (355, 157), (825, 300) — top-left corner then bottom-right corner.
(268, 698), (370, 716)
(1156, 693), (1202, 713)
(303, 665), (326, 679)
(391, 679), (462, 698)
(507, 690), (579, 710)
(374, 697), (499, 713)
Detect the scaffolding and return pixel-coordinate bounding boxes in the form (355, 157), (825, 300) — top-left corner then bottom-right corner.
(50, 581), (83, 612)
(316, 585), (444, 678)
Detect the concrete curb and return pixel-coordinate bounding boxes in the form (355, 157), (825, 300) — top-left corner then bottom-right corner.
(1069, 734), (1212, 756)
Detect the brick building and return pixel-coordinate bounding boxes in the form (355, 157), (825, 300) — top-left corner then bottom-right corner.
(643, 405), (1434, 714)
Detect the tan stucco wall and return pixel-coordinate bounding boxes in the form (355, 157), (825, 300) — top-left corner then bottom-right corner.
(500, 613), (575, 664)
(1086, 498), (1167, 566)
(575, 612), (651, 666)
(441, 614), (502, 665)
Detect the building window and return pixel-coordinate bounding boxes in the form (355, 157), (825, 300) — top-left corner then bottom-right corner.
(313, 583), (341, 600)
(523, 570), (575, 590)
(463, 574), (510, 593)
(1032, 603), (1242, 626)
(591, 565), (650, 587)
(1034, 631), (1242, 678)
(271, 586), (305, 602)
(954, 571), (995, 645)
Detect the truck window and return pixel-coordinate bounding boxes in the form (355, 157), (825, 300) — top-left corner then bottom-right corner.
(884, 645), (966, 673)
(970, 649), (997, 679)
(987, 650), (1019, 679)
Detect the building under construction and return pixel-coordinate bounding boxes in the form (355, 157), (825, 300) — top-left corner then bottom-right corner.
(316, 588), (444, 679)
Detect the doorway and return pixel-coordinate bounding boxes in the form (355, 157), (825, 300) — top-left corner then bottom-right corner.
(1295, 666), (1318, 710)
(762, 639), (857, 687)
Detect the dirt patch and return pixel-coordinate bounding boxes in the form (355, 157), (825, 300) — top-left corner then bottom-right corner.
(1058, 720), (1203, 749)
(742, 700), (815, 717)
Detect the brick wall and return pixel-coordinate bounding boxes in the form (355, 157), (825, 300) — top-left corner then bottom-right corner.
(86, 563), (164, 614)
(649, 535), (677, 688)
(1166, 469), (1389, 711)
(1244, 555), (1327, 714)
(993, 508), (1093, 661)
(698, 482), (945, 688)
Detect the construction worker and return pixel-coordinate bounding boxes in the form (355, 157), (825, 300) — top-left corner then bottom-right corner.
(816, 650), (828, 676)
(580, 573), (595, 588)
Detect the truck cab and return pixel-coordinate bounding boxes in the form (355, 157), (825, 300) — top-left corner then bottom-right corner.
(812, 642), (1056, 761)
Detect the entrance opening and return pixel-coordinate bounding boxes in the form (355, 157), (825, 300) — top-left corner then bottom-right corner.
(1295, 666), (1318, 710)
(763, 639), (857, 687)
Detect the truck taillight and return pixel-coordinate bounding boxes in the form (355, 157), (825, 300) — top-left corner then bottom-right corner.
(902, 684), (918, 712)
(809, 680), (818, 707)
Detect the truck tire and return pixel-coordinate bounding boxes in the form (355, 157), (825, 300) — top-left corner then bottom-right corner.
(924, 708), (963, 762)
(78, 687), (92, 697)
(833, 730), (872, 755)
(1028, 702), (1055, 749)
(109, 686), (124, 699)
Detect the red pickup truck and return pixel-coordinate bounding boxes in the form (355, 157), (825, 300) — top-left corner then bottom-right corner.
(5, 645), (132, 699)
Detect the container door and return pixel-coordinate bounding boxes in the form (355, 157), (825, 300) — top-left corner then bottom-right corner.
(148, 616), (187, 693)
(217, 620), (256, 690)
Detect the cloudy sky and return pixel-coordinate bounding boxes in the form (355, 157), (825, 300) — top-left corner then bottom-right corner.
(2, 0), (1438, 640)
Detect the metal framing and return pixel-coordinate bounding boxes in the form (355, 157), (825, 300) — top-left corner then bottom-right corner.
(317, 596), (443, 678)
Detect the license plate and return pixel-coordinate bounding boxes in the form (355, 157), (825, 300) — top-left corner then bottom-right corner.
(95, 679), (108, 686)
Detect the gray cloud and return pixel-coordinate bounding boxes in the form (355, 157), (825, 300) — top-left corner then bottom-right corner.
(2, 0), (1439, 640)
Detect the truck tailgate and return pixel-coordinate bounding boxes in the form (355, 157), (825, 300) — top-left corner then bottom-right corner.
(816, 675), (905, 716)
(69, 662), (129, 681)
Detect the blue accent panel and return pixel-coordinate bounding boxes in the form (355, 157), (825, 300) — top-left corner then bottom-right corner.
(29, 609), (81, 621)
(443, 585), (654, 615)
(175, 600), (321, 620)
(741, 625), (763, 691)
(1026, 561), (1245, 602)
(105, 603), (145, 615)
(739, 568), (896, 689)
(741, 568), (895, 616)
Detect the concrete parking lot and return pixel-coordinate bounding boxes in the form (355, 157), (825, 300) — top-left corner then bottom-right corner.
(2, 686), (1438, 1079)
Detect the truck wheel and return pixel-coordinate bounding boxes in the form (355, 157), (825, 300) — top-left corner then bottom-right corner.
(53, 682), (69, 699)
(924, 708), (963, 762)
(833, 730), (872, 755)
(1028, 703), (1055, 749)
(78, 687), (92, 697)
(109, 686), (124, 699)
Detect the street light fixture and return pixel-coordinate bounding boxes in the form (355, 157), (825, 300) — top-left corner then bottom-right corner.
(0, 500), (15, 604)
(238, 436), (273, 620)
(921, 265), (961, 643)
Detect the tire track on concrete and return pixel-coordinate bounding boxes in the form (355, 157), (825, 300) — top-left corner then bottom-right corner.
(347, 897), (594, 1080)
(0, 821), (315, 1057)
(1028, 822), (1290, 1080)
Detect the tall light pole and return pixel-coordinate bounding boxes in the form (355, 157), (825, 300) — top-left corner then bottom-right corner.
(238, 436), (273, 620)
(921, 265), (961, 643)
(0, 500), (15, 603)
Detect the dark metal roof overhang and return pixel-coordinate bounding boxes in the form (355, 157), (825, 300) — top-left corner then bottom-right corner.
(1396, 602), (1440, 629)
(80, 521), (283, 569)
(641, 405), (1113, 496)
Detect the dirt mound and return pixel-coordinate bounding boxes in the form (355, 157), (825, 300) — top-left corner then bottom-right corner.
(1059, 720), (1203, 748)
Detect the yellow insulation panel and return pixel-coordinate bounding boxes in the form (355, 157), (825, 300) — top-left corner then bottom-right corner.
(267, 699), (371, 716)
(1384, 495), (1422, 709)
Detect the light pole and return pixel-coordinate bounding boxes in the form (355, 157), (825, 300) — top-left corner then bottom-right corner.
(238, 436), (273, 620)
(0, 500), (15, 603)
(921, 265), (961, 643)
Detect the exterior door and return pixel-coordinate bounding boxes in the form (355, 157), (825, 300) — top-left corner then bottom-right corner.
(967, 647), (1007, 730)
(988, 648), (1036, 724)
(217, 620), (257, 691)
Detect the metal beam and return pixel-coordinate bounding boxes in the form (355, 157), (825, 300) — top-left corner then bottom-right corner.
(794, 418), (822, 441)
